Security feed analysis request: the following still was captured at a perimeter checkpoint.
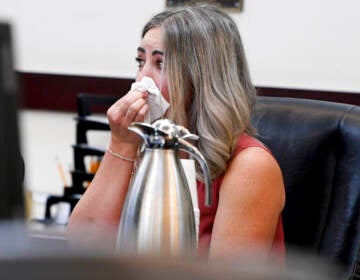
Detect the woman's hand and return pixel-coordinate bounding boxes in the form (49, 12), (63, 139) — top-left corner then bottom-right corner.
(107, 90), (149, 150)
(67, 89), (149, 247)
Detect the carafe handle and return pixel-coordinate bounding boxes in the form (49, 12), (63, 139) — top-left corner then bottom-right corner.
(178, 138), (212, 207)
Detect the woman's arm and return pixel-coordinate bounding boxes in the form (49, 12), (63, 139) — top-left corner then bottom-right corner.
(209, 147), (285, 261)
(66, 90), (149, 249)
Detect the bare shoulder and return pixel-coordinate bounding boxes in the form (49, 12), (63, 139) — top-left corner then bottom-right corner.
(220, 146), (285, 211)
(210, 147), (286, 258)
(229, 146), (283, 180)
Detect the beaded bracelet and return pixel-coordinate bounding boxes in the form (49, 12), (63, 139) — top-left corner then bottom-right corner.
(106, 145), (136, 163)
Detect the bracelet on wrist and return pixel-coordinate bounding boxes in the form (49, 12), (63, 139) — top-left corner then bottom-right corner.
(106, 145), (136, 163)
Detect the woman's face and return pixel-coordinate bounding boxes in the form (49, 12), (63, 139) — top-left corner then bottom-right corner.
(136, 27), (169, 101)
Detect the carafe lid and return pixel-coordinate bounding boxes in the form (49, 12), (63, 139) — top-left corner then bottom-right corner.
(129, 119), (198, 149)
(128, 119), (212, 206)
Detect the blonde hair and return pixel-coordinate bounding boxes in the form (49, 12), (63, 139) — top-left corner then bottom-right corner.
(142, 3), (256, 180)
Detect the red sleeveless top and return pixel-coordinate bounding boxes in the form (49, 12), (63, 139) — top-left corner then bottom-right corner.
(197, 134), (285, 260)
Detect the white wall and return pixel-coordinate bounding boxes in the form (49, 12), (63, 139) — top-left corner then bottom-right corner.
(235, 1), (360, 92)
(1, 0), (360, 92)
(0, 0), (165, 78)
(19, 110), (110, 196)
(19, 110), (76, 195)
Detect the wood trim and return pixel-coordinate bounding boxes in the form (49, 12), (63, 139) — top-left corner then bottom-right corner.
(17, 72), (360, 112)
(18, 72), (133, 112)
(257, 87), (360, 106)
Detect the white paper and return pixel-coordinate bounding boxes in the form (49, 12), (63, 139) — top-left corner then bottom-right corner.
(131, 77), (169, 123)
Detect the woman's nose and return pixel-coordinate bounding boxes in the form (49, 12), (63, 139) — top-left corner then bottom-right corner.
(137, 63), (155, 81)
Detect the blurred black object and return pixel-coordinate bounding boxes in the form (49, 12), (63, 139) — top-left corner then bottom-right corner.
(0, 22), (24, 221)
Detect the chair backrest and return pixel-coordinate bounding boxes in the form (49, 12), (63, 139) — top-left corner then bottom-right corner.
(251, 96), (360, 277)
(76, 93), (116, 144)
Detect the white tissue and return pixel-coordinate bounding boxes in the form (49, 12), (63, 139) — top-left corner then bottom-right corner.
(131, 77), (169, 123)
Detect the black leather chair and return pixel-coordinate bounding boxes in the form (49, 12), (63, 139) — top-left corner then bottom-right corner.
(251, 96), (360, 279)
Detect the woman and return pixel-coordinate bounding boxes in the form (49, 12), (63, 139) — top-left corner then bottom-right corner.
(67, 3), (285, 261)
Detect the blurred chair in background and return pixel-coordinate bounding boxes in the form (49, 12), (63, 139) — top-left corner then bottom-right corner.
(44, 94), (117, 221)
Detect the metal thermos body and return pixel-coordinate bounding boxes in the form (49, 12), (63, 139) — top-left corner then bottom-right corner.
(116, 148), (196, 257)
(115, 119), (211, 258)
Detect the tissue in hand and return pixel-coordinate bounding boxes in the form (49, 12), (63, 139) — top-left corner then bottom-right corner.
(131, 77), (169, 123)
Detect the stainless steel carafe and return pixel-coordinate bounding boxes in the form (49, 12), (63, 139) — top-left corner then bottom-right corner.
(116, 119), (211, 257)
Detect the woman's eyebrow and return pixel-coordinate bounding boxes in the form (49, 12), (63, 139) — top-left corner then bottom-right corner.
(152, 50), (164, 56)
(137, 47), (145, 53)
(137, 47), (163, 56)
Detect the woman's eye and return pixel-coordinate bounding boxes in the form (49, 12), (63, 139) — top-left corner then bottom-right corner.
(135, 57), (145, 68)
(156, 60), (163, 69)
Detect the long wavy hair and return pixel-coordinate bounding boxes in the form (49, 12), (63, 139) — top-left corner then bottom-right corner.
(142, 3), (256, 180)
